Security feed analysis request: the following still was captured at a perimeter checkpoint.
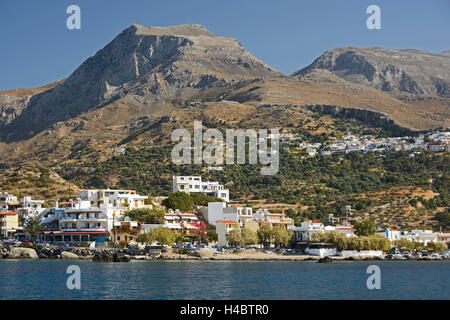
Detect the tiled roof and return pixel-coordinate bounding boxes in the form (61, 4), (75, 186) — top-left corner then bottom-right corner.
(218, 220), (238, 224)
(0, 211), (18, 215)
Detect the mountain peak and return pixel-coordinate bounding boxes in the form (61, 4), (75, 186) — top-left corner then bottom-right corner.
(1, 24), (279, 141)
(123, 23), (214, 37)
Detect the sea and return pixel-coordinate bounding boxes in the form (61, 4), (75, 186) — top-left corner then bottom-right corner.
(0, 260), (448, 300)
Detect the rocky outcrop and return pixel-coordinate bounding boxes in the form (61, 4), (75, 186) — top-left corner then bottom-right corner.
(293, 47), (450, 97)
(7, 247), (38, 259)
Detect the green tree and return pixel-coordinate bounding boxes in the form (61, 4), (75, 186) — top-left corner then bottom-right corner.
(24, 216), (42, 242)
(273, 226), (293, 248)
(227, 228), (242, 247)
(137, 231), (155, 245)
(128, 208), (165, 224)
(354, 219), (376, 236)
(206, 229), (218, 243)
(161, 192), (194, 211)
(241, 228), (258, 246)
(257, 224), (275, 248)
(152, 227), (176, 247)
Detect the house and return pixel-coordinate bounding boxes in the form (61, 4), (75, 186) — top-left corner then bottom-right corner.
(17, 196), (46, 221)
(0, 192), (19, 211)
(375, 228), (401, 241)
(207, 202), (253, 227)
(407, 229), (438, 246)
(252, 209), (294, 230)
(292, 220), (324, 241)
(0, 211), (19, 238)
(113, 220), (140, 244)
(216, 220), (239, 246)
(80, 189), (147, 207)
(163, 211), (199, 233)
(334, 226), (356, 237)
(173, 176), (229, 202)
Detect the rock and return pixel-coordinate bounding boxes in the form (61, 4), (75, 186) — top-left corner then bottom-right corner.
(317, 256), (333, 263)
(93, 253), (114, 262)
(61, 251), (79, 259)
(113, 253), (131, 262)
(7, 248), (38, 259)
(196, 248), (214, 259)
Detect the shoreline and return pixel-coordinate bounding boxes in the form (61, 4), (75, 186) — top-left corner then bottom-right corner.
(2, 244), (447, 262)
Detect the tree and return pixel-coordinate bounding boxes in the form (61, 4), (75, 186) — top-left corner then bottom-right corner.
(241, 228), (258, 246)
(24, 216), (42, 242)
(257, 224), (275, 248)
(128, 208), (165, 224)
(206, 229), (218, 243)
(191, 220), (207, 244)
(137, 231), (155, 245)
(273, 226), (293, 248)
(226, 228), (242, 247)
(427, 242), (446, 252)
(152, 227), (176, 247)
(354, 219), (376, 236)
(161, 192), (194, 211)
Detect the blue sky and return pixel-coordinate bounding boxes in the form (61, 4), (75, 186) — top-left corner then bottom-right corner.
(0, 0), (449, 90)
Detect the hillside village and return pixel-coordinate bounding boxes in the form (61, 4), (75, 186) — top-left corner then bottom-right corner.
(1, 173), (449, 259)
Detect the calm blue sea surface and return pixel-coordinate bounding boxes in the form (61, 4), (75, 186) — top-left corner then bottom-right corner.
(0, 260), (448, 300)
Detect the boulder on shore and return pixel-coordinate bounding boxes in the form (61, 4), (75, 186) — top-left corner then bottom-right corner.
(195, 248), (214, 259)
(317, 256), (333, 263)
(93, 252), (131, 262)
(61, 251), (79, 259)
(7, 247), (38, 259)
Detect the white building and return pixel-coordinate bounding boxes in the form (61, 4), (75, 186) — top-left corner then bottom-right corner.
(207, 202), (253, 227)
(293, 220), (355, 242)
(0, 192), (18, 210)
(172, 176), (229, 202)
(79, 189), (149, 231)
(402, 229), (438, 246)
(80, 189), (146, 207)
(17, 196), (46, 220)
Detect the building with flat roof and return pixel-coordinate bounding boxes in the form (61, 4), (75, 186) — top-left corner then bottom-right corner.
(173, 176), (229, 202)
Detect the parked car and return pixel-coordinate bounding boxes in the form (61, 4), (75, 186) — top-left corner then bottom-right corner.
(431, 252), (439, 258)
(402, 252), (410, 258)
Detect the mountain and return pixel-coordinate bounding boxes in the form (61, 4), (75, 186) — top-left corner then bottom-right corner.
(293, 47), (450, 97)
(0, 24), (279, 141)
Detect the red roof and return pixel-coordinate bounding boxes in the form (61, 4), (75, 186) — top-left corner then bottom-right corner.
(312, 221), (322, 224)
(217, 220), (238, 224)
(0, 211), (18, 215)
(336, 227), (355, 231)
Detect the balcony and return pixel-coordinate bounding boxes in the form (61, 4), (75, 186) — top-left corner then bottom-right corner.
(60, 227), (106, 232)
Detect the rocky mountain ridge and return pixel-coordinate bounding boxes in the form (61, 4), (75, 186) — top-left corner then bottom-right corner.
(293, 47), (450, 97)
